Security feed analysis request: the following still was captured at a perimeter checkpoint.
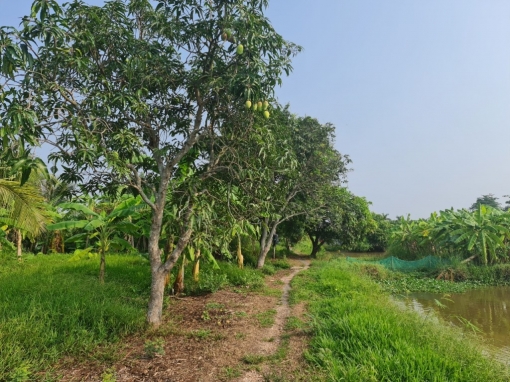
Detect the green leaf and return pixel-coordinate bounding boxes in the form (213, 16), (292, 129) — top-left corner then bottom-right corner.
(58, 202), (99, 217)
(47, 220), (89, 230)
(110, 236), (134, 250)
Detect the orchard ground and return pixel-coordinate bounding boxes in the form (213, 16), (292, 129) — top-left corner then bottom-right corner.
(2, 248), (509, 381)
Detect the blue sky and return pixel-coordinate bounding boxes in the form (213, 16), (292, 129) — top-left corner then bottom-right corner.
(2, 0), (510, 218)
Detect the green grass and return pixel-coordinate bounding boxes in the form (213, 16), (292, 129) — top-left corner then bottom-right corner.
(183, 261), (265, 295)
(290, 258), (510, 382)
(241, 354), (265, 365)
(222, 365), (242, 379)
(254, 309), (277, 328)
(0, 253), (151, 381)
(0, 253), (277, 380)
(285, 316), (306, 331)
(292, 237), (314, 256)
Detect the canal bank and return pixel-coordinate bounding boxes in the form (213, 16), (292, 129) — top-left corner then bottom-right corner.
(291, 258), (510, 381)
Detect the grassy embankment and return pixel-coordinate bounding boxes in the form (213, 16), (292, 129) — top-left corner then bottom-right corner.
(0, 251), (283, 381)
(290, 258), (510, 382)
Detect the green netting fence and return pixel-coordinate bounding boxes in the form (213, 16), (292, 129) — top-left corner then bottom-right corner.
(346, 255), (451, 271)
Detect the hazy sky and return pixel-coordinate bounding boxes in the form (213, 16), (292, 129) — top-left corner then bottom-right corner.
(2, 1), (510, 218)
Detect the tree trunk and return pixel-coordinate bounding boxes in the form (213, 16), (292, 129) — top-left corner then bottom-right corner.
(310, 241), (320, 259)
(257, 220), (278, 268)
(147, 199), (167, 326)
(147, 267), (167, 325)
(146, 202), (193, 327)
(17, 229), (22, 262)
(309, 235), (322, 259)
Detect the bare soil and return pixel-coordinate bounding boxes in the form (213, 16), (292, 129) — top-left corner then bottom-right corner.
(53, 258), (314, 382)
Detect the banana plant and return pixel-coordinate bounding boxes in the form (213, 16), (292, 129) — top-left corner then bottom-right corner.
(450, 206), (506, 265)
(47, 196), (142, 283)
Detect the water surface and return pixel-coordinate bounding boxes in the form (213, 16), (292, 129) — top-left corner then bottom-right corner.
(401, 286), (510, 364)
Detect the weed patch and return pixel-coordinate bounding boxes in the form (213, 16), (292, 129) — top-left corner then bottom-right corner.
(255, 309), (277, 328)
(241, 354), (265, 365)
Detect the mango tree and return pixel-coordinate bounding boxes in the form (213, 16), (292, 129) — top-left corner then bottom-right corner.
(304, 186), (374, 258)
(240, 111), (349, 267)
(1, 0), (299, 325)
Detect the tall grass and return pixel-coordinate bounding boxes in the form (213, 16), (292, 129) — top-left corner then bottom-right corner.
(0, 253), (150, 380)
(291, 259), (510, 381)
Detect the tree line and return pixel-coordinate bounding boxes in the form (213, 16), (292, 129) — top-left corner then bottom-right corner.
(0, 0), (375, 326)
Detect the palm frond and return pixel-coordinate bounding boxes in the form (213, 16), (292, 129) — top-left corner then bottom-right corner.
(0, 179), (50, 237)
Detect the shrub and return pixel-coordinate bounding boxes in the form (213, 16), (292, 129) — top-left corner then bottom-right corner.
(271, 258), (291, 269)
(261, 264), (276, 275)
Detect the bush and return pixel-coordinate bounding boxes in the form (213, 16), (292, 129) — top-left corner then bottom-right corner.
(466, 263), (510, 284)
(261, 264), (276, 275)
(353, 263), (389, 280)
(272, 258), (291, 269)
(184, 265), (228, 295)
(220, 262), (264, 289)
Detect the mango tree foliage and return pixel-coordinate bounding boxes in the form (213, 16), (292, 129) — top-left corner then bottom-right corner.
(305, 187), (374, 258)
(250, 112), (349, 267)
(0, 0), (299, 325)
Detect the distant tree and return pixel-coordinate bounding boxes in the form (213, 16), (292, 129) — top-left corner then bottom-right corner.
(362, 212), (392, 252)
(301, 186), (373, 258)
(251, 113), (349, 267)
(503, 195), (510, 211)
(470, 194), (501, 211)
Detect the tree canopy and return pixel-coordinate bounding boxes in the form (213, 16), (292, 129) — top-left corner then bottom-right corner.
(1, 0), (300, 326)
(470, 194), (501, 211)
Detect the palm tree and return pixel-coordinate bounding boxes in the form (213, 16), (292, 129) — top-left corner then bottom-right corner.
(0, 179), (49, 259)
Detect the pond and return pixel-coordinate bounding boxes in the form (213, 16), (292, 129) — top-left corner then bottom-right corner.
(399, 286), (510, 364)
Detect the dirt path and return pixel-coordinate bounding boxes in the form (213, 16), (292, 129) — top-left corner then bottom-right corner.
(56, 259), (311, 382)
(236, 259), (310, 382)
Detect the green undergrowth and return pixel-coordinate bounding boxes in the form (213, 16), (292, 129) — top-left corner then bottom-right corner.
(290, 258), (510, 382)
(0, 252), (285, 380)
(180, 257), (290, 295)
(182, 261), (265, 295)
(0, 253), (151, 381)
